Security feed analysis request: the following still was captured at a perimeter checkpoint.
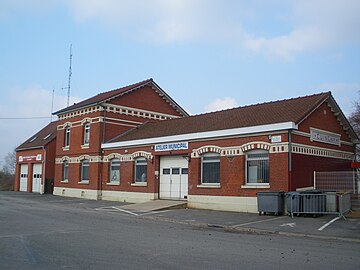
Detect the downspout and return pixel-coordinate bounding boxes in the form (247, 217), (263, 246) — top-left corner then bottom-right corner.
(98, 105), (107, 200)
(42, 146), (46, 195)
(288, 130), (292, 191)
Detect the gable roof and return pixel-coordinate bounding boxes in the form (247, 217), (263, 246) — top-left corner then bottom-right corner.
(16, 121), (58, 151)
(53, 78), (188, 116)
(104, 92), (357, 147)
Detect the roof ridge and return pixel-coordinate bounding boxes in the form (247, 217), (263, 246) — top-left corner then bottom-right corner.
(96, 78), (153, 96)
(153, 92), (331, 123)
(192, 91), (331, 117)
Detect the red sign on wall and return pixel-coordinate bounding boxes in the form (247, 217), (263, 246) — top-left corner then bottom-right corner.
(19, 154), (42, 162)
(351, 162), (360, 168)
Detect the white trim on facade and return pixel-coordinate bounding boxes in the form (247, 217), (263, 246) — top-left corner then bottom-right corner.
(102, 103), (181, 120)
(101, 190), (157, 203)
(292, 143), (354, 160)
(53, 187), (101, 200)
(188, 195), (258, 213)
(102, 122), (298, 149)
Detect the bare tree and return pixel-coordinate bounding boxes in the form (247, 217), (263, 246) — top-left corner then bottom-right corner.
(349, 101), (360, 136)
(349, 94), (360, 161)
(2, 149), (16, 175)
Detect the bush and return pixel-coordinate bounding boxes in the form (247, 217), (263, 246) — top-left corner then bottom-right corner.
(0, 171), (14, 191)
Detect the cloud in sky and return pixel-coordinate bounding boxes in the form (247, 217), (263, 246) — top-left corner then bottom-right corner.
(65, 0), (359, 60)
(1, 1), (359, 59)
(0, 85), (81, 162)
(204, 97), (238, 113)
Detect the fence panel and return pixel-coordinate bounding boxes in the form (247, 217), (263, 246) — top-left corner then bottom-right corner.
(314, 171), (357, 194)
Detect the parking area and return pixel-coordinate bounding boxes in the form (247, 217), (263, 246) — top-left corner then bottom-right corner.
(2, 191), (359, 242)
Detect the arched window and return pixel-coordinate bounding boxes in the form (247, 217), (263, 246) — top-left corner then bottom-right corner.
(83, 123), (90, 145)
(134, 157), (147, 183)
(63, 160), (69, 182)
(246, 150), (269, 184)
(81, 159), (90, 182)
(201, 153), (220, 185)
(109, 159), (120, 184)
(64, 126), (71, 147)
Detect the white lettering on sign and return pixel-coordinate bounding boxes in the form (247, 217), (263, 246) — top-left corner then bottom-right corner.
(271, 135), (282, 143)
(155, 142), (188, 152)
(310, 128), (340, 146)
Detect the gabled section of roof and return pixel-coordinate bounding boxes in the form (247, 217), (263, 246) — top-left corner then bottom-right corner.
(16, 121), (58, 151)
(53, 78), (188, 117)
(104, 92), (357, 147)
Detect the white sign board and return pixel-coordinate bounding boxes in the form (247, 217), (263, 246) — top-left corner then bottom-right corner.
(271, 135), (282, 143)
(310, 128), (340, 146)
(155, 142), (188, 152)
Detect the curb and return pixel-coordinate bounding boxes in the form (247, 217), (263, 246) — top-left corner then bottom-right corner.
(143, 215), (360, 243)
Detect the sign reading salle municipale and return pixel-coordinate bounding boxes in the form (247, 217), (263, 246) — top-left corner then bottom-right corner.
(154, 142), (189, 152)
(310, 128), (340, 146)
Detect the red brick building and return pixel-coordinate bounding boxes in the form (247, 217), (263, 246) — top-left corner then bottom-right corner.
(101, 92), (357, 212)
(51, 79), (188, 199)
(14, 122), (58, 194)
(14, 79), (358, 213)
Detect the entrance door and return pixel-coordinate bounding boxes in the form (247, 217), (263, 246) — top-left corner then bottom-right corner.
(32, 164), (42, 193)
(19, 164), (28, 192)
(160, 156), (188, 200)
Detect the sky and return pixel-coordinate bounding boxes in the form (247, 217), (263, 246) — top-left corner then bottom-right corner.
(0, 0), (359, 167)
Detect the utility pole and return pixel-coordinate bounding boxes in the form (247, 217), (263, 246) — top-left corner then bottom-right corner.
(67, 44), (73, 107)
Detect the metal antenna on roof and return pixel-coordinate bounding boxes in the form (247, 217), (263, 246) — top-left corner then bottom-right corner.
(50, 88), (54, 122)
(66, 44), (73, 107)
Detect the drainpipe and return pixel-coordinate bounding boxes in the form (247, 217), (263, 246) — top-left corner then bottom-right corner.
(288, 129), (292, 191)
(98, 105), (107, 200)
(42, 146), (46, 195)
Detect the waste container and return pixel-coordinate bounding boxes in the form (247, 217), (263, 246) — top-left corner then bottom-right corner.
(301, 190), (326, 215)
(257, 191), (285, 215)
(324, 191), (337, 212)
(286, 191), (301, 215)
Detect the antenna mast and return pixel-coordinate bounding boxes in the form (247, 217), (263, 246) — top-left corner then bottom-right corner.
(67, 44), (73, 107)
(50, 88), (54, 122)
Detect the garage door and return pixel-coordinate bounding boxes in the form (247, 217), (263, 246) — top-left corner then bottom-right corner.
(160, 156), (188, 200)
(32, 164), (42, 193)
(19, 164), (28, 192)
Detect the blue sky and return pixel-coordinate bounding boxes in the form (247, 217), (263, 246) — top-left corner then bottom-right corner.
(0, 0), (359, 167)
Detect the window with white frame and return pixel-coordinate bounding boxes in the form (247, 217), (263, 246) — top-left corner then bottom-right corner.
(65, 127), (71, 147)
(201, 153), (220, 184)
(83, 123), (90, 145)
(109, 159), (120, 183)
(134, 157), (147, 183)
(63, 160), (69, 181)
(80, 159), (89, 182)
(246, 150), (269, 184)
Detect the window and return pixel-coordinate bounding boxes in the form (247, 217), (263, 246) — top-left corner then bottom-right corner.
(83, 123), (90, 145)
(29, 136), (38, 143)
(201, 153), (220, 184)
(109, 159), (120, 183)
(246, 150), (269, 184)
(81, 160), (89, 182)
(65, 127), (71, 147)
(63, 161), (69, 181)
(134, 157), (147, 183)
(163, 168), (170, 175)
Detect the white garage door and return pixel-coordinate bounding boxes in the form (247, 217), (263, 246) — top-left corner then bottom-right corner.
(32, 163), (42, 193)
(19, 164), (28, 192)
(160, 156), (188, 200)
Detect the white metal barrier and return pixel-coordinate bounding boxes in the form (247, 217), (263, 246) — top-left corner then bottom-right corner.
(313, 171), (357, 194)
(287, 192), (351, 219)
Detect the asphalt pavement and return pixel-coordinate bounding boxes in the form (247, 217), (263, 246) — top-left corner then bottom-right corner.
(1, 191), (360, 270)
(4, 191), (358, 242)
